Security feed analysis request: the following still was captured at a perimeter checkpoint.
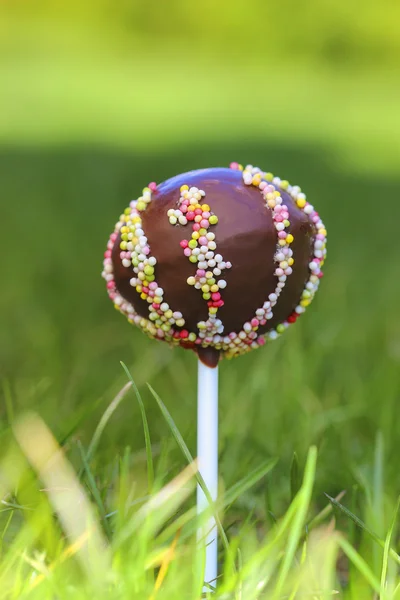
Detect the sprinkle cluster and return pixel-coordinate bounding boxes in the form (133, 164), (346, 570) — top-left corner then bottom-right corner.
(229, 162), (327, 344)
(102, 185), (190, 345)
(168, 185), (232, 344)
(102, 164), (327, 360)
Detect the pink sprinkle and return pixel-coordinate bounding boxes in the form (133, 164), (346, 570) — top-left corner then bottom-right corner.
(274, 214), (283, 222)
(202, 211), (210, 219)
(148, 290), (155, 297)
(149, 282), (158, 290)
(152, 303), (160, 309)
(110, 233), (118, 242)
(194, 208), (202, 216)
(184, 248), (191, 257)
(148, 182), (157, 191)
(229, 332), (236, 340)
(230, 162), (239, 169)
(275, 268), (284, 276)
(251, 318), (259, 327)
(180, 240), (189, 248)
(260, 319), (267, 326)
(104, 250), (111, 258)
(157, 329), (164, 338)
(197, 269), (206, 277)
(181, 205), (188, 213)
(278, 231), (287, 239)
(107, 281), (114, 290)
(258, 337), (266, 346)
(226, 262), (232, 269)
(142, 287), (149, 294)
(142, 246), (150, 255)
(200, 219), (209, 228)
(211, 292), (221, 301)
(312, 215), (319, 223)
(195, 338), (202, 345)
(199, 236), (208, 245)
(109, 292), (116, 300)
(187, 211), (195, 220)
(318, 271), (324, 278)
(193, 223), (200, 231)
(259, 181), (267, 190)
(216, 300), (224, 307)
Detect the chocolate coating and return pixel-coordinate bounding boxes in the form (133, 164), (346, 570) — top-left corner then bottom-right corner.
(111, 168), (316, 367)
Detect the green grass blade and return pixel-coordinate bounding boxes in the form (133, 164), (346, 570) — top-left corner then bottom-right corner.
(121, 362), (154, 494)
(380, 496), (400, 598)
(147, 382), (234, 569)
(86, 381), (132, 464)
(224, 458), (278, 508)
(290, 452), (300, 502)
(77, 440), (112, 540)
(325, 493), (400, 566)
(274, 446), (318, 597)
(338, 536), (381, 594)
(307, 490), (346, 532)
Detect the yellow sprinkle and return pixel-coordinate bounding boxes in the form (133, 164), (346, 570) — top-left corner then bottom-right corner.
(286, 234), (294, 244)
(319, 228), (327, 236)
(278, 239), (286, 247)
(288, 258), (294, 266)
(210, 284), (219, 293)
(132, 216), (141, 223)
(201, 204), (210, 212)
(191, 232), (200, 240)
(265, 172), (273, 181)
(140, 293), (147, 300)
(280, 180), (289, 190)
(209, 307), (218, 314)
(180, 184), (189, 192)
(296, 198), (306, 208)
(137, 201), (146, 211)
(300, 299), (311, 307)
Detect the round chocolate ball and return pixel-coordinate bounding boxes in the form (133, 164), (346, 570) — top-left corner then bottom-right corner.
(102, 164), (327, 367)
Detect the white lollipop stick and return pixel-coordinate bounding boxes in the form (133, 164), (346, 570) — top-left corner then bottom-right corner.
(197, 359), (219, 589)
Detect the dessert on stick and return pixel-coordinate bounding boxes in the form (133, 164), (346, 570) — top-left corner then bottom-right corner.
(102, 163), (327, 587)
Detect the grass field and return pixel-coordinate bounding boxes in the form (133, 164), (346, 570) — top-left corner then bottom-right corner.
(1, 136), (400, 597)
(1, 5), (400, 596)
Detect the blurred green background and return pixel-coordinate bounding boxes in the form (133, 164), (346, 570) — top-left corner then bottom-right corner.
(1, 0), (400, 515)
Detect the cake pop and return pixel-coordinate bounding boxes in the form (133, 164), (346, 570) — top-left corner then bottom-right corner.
(102, 164), (327, 367)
